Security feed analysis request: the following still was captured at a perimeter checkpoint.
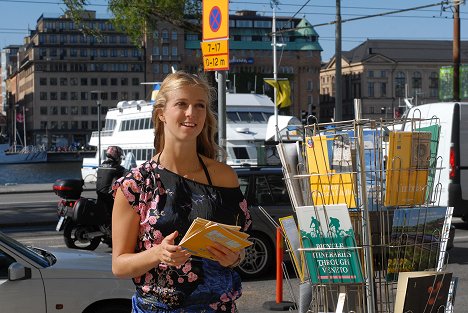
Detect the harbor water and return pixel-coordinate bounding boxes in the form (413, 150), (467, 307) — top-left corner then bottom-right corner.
(0, 162), (82, 185)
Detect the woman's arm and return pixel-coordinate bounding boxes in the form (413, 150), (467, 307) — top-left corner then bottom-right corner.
(111, 189), (190, 278)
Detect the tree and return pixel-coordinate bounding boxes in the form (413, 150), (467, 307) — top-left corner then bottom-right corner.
(63, 0), (202, 47)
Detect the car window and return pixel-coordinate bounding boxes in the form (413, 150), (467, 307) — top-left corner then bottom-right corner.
(266, 174), (290, 205)
(0, 249), (16, 278)
(255, 174), (289, 206)
(238, 175), (249, 197)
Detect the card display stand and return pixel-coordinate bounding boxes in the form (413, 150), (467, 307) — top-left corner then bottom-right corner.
(276, 101), (455, 313)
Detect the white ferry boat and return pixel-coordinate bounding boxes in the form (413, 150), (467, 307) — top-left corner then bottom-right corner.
(81, 93), (301, 182)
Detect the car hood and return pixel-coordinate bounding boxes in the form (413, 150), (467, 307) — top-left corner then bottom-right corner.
(40, 248), (116, 279)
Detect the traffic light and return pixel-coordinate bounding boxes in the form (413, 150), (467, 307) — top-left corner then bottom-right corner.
(301, 110), (308, 125)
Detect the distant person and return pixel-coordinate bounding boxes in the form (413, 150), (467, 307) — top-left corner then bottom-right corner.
(96, 146), (125, 218)
(111, 71), (252, 312)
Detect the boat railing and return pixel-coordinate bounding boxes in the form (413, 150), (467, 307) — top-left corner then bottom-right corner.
(90, 130), (114, 138)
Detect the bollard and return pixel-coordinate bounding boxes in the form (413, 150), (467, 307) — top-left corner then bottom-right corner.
(263, 226), (295, 311)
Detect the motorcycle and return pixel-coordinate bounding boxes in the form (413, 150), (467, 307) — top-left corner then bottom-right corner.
(53, 178), (112, 250)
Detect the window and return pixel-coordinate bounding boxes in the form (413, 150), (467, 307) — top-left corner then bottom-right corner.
(395, 71), (406, 98)
(50, 77), (57, 85)
(40, 106), (47, 115)
(91, 78), (98, 86)
(368, 82), (374, 97)
(171, 30), (177, 40)
(81, 78), (88, 86)
(81, 92), (88, 100)
(71, 106), (78, 115)
(412, 71), (422, 98)
(132, 77), (139, 86)
(40, 78), (47, 86)
(50, 92), (58, 100)
(51, 106), (58, 115)
(60, 106), (68, 115)
(70, 92), (78, 100)
(81, 106), (88, 115)
(60, 77), (67, 86)
(381, 82), (387, 97)
(237, 20), (253, 27)
(60, 92), (68, 100)
(368, 71), (374, 78)
(111, 78), (118, 86)
(162, 46), (169, 56)
(254, 175), (289, 206)
(121, 78), (128, 86)
(429, 72), (438, 98)
(40, 92), (47, 100)
(101, 78), (108, 86)
(111, 92), (118, 100)
(172, 46), (178, 56)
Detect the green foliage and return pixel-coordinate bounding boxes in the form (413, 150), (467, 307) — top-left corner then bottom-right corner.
(62, 0), (202, 47)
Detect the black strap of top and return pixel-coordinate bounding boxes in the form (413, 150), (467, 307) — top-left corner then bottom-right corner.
(197, 154), (213, 186)
(156, 153), (213, 186)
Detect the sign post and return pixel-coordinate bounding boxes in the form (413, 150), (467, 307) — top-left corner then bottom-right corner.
(202, 0), (229, 160)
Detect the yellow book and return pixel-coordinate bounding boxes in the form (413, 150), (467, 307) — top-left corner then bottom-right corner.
(179, 218), (252, 260)
(384, 131), (431, 206)
(305, 134), (356, 207)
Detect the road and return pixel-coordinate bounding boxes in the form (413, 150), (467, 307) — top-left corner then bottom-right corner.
(1, 190), (467, 312)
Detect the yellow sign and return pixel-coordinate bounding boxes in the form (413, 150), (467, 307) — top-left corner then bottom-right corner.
(201, 39), (229, 56)
(203, 54), (229, 71)
(202, 0), (229, 41)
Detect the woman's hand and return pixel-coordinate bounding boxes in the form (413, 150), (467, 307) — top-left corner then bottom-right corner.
(156, 231), (191, 267)
(206, 242), (242, 268)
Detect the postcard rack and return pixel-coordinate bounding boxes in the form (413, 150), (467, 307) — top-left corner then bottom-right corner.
(276, 101), (453, 313)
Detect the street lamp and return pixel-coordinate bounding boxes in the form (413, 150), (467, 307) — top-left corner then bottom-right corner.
(91, 91), (102, 165)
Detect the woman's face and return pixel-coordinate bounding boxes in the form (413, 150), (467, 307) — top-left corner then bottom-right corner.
(159, 85), (208, 144)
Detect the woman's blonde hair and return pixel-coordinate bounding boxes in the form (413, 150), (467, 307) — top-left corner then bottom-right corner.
(152, 71), (219, 159)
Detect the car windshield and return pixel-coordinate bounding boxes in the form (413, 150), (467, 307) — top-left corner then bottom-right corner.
(0, 231), (52, 268)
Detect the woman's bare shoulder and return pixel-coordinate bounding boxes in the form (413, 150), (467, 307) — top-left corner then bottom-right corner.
(202, 157), (239, 188)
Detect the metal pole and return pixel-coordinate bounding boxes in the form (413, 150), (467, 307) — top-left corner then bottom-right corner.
(354, 99), (376, 313)
(22, 106), (26, 147)
(217, 71), (227, 162)
(453, 0), (460, 101)
(97, 100), (101, 166)
(335, 0), (343, 121)
(272, 0), (279, 141)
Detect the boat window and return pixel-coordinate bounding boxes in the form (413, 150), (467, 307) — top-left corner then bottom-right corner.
(238, 112), (251, 122)
(227, 112), (239, 122)
(250, 112), (264, 122)
(233, 147), (249, 159)
(130, 119), (136, 130)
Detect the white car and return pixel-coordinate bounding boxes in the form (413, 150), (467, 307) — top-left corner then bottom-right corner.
(0, 231), (133, 313)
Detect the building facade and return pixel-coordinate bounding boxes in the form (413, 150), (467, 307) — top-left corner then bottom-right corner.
(5, 10), (322, 147)
(320, 39), (468, 122)
(147, 10), (323, 117)
(7, 11), (144, 148)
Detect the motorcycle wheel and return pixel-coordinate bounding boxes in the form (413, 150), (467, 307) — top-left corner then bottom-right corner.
(63, 221), (101, 250)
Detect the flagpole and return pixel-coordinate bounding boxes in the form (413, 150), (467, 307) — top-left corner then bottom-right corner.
(272, 0), (278, 141)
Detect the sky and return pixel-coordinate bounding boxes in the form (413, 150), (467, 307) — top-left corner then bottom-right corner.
(0, 0), (466, 62)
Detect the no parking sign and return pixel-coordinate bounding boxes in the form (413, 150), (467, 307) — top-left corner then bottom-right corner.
(203, 0), (229, 41)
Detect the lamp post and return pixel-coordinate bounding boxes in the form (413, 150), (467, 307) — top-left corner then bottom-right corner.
(91, 91), (102, 165)
(97, 99), (101, 166)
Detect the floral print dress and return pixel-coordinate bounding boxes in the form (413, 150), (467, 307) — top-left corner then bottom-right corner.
(113, 159), (252, 312)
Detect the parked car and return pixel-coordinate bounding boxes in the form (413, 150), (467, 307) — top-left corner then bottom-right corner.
(0, 231), (133, 313)
(234, 166), (294, 279)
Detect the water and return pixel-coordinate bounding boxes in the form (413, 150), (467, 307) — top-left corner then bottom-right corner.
(0, 162), (82, 185)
